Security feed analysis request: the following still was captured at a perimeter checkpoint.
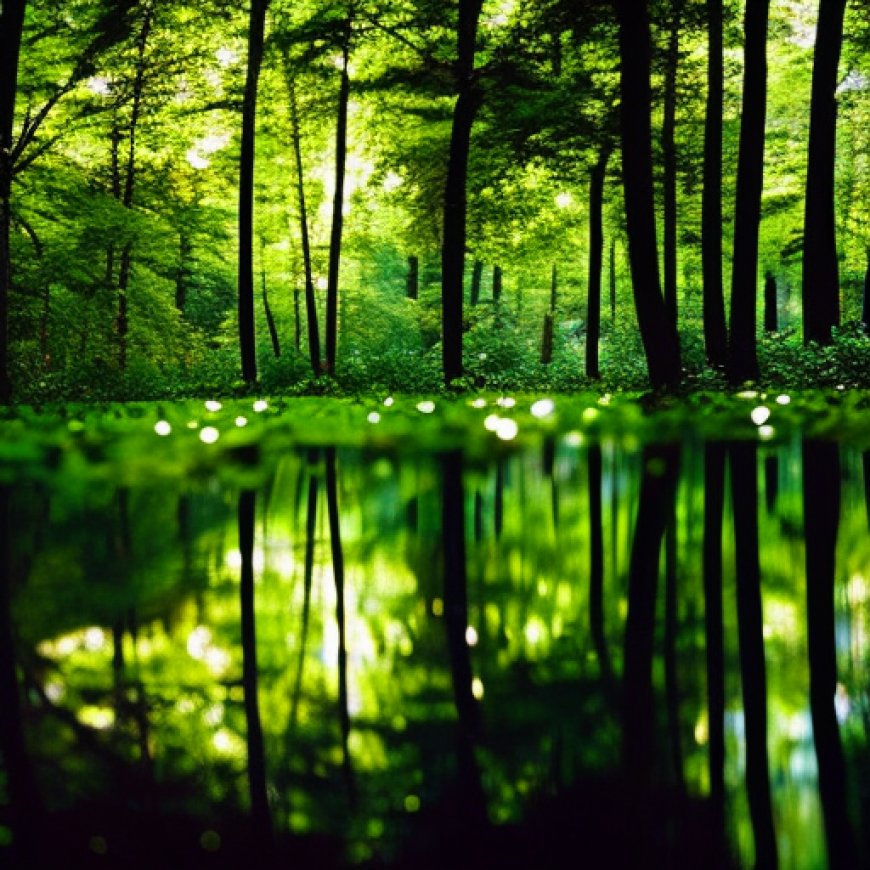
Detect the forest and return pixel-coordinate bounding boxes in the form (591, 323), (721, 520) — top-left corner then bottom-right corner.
(1, 0), (870, 403)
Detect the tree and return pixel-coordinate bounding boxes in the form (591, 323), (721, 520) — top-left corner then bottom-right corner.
(239, 0), (271, 385)
(802, 0), (847, 346)
(728, 0), (770, 384)
(613, 0), (682, 389)
(441, 0), (484, 387)
(0, 0), (27, 401)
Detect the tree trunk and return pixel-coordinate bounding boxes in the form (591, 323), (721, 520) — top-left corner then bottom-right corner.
(239, 0), (270, 385)
(0, 0), (26, 402)
(469, 259), (482, 305)
(287, 72), (321, 376)
(326, 23), (352, 377)
(407, 254), (420, 300)
(587, 146), (610, 380)
(550, 263), (558, 312)
(802, 0), (846, 346)
(613, 0), (682, 389)
(702, 0), (728, 366)
(728, 0), (770, 383)
(803, 440), (858, 869)
(662, 0), (684, 328)
(441, 0), (484, 387)
(763, 271), (777, 332)
(117, 6), (153, 372)
(609, 238), (617, 323)
(541, 311), (554, 364)
(293, 288), (301, 351)
(261, 251), (280, 358)
(492, 264), (503, 302)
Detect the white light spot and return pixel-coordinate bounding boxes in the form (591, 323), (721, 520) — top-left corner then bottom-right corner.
(316, 276), (328, 291)
(383, 396), (394, 407)
(564, 431), (583, 447)
(471, 398), (487, 409)
(737, 390), (759, 399)
(497, 396), (516, 409)
(495, 418), (519, 441)
(45, 681), (64, 702)
(212, 729), (234, 753)
(465, 626), (479, 646)
(484, 414), (501, 432)
(87, 76), (111, 96)
(367, 412), (381, 424)
(187, 626), (212, 659)
(530, 398), (555, 418)
(383, 171), (403, 192)
(758, 424), (775, 440)
(750, 406), (771, 426)
(556, 192), (572, 209)
(154, 420), (171, 436)
(253, 399), (268, 413)
(235, 416), (248, 427)
(472, 677), (485, 700)
(775, 394), (791, 405)
(216, 48), (238, 66)
(416, 401), (435, 414)
(204, 400), (222, 412)
(186, 149), (210, 170)
(84, 627), (106, 652)
(199, 426), (220, 444)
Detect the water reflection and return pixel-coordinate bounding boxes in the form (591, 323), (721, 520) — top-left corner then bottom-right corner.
(1, 433), (869, 867)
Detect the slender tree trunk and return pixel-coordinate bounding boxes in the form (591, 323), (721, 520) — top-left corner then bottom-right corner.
(730, 441), (778, 868)
(613, 0), (682, 390)
(407, 254), (420, 300)
(541, 311), (554, 364)
(239, 489), (273, 846)
(664, 520), (686, 798)
(550, 263), (558, 311)
(764, 271), (778, 332)
(588, 443), (614, 693)
(239, 0), (270, 384)
(261, 253), (281, 358)
(702, 0), (728, 366)
(326, 23), (351, 377)
(116, 6), (152, 372)
(0, 0), (26, 403)
(442, 0), (484, 387)
(803, 440), (857, 869)
(587, 146), (610, 380)
(662, 1), (684, 328)
(728, 0), (770, 383)
(492, 264), (503, 302)
(286, 74), (321, 375)
(293, 288), (301, 351)
(469, 259), (482, 305)
(802, 0), (846, 346)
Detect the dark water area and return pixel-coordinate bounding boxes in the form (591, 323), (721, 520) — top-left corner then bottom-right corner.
(2, 398), (870, 868)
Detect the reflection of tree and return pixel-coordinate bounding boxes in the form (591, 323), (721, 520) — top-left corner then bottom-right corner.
(664, 518), (685, 799)
(731, 441), (777, 869)
(703, 443), (726, 833)
(0, 485), (43, 863)
(587, 443), (614, 694)
(326, 447), (355, 804)
(239, 488), (273, 847)
(803, 440), (857, 869)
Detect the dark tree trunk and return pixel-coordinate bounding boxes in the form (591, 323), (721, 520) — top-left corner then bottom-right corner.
(441, 0), (484, 387)
(662, 0), (684, 328)
(326, 447), (355, 801)
(293, 288), (301, 351)
(613, 0), (682, 390)
(287, 74), (321, 375)
(763, 271), (778, 332)
(0, 0), (26, 403)
(550, 263), (558, 311)
(407, 254), (420, 300)
(728, 0), (770, 383)
(261, 259), (281, 358)
(587, 146), (610, 380)
(730, 442), (777, 868)
(326, 23), (351, 377)
(239, 489), (273, 846)
(609, 238), (617, 323)
(803, 440), (857, 869)
(117, 6), (152, 372)
(492, 264), (503, 302)
(541, 311), (554, 364)
(664, 521), (685, 797)
(622, 443), (681, 783)
(802, 0), (846, 346)
(702, 0), (728, 366)
(239, 0), (270, 384)
(703, 443), (726, 830)
(469, 259), (482, 305)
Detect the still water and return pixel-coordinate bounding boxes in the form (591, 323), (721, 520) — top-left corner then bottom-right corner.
(1, 398), (869, 868)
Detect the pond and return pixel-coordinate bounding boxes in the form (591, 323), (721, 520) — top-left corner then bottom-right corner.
(1, 393), (869, 868)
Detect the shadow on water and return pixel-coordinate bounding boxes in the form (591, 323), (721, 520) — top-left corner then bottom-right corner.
(3, 428), (870, 868)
